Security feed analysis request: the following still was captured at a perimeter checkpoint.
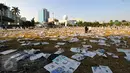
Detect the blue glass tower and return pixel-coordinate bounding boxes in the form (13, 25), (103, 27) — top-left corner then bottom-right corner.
(38, 8), (49, 23)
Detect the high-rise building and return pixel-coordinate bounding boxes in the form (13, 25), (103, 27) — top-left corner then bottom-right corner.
(0, 3), (15, 26)
(38, 8), (50, 23)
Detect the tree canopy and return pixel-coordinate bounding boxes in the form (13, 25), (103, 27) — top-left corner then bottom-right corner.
(72, 20), (130, 27)
(11, 7), (20, 15)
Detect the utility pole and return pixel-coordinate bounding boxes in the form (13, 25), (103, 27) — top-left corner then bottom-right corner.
(52, 12), (54, 19)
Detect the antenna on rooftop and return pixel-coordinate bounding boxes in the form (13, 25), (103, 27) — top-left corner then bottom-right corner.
(52, 12), (54, 19)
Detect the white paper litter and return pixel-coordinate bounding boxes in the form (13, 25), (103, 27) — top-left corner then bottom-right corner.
(32, 42), (40, 46)
(83, 39), (87, 41)
(98, 39), (110, 46)
(106, 52), (118, 58)
(52, 55), (67, 64)
(70, 47), (81, 53)
(21, 42), (31, 46)
(10, 53), (21, 59)
(81, 42), (86, 44)
(24, 49), (40, 54)
(108, 36), (123, 46)
(55, 45), (60, 48)
(44, 62), (59, 72)
(83, 51), (96, 58)
(125, 53), (130, 57)
(106, 52), (113, 56)
(54, 48), (64, 54)
(112, 55), (119, 58)
(92, 66), (113, 73)
(96, 51), (107, 57)
(0, 49), (17, 55)
(124, 56), (130, 61)
(30, 53), (44, 61)
(16, 54), (29, 61)
(109, 36), (122, 39)
(98, 40), (106, 43)
(0, 40), (8, 43)
(0, 45), (6, 48)
(50, 38), (58, 41)
(41, 42), (49, 45)
(71, 54), (85, 61)
(116, 49), (130, 60)
(124, 52), (130, 61)
(50, 55), (81, 73)
(116, 48), (130, 53)
(90, 40), (98, 43)
(42, 53), (51, 59)
(98, 42), (107, 46)
(98, 37), (107, 40)
(92, 66), (103, 73)
(19, 41), (26, 44)
(110, 38), (121, 44)
(81, 48), (89, 53)
(69, 37), (79, 42)
(56, 42), (65, 45)
(99, 66), (113, 73)
(59, 36), (66, 39)
(82, 45), (92, 48)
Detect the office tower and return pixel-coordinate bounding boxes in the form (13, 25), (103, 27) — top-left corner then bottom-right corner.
(38, 8), (50, 23)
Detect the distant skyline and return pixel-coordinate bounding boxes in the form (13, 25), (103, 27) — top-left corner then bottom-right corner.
(1, 0), (130, 22)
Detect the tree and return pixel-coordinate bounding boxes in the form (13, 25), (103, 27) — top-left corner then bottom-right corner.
(22, 21), (31, 28)
(11, 7), (20, 25)
(114, 20), (121, 26)
(76, 21), (83, 26)
(109, 20), (113, 26)
(95, 21), (100, 27)
(31, 18), (35, 26)
(122, 20), (127, 22)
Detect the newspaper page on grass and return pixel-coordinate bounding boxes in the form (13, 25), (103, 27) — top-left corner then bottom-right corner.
(48, 55), (81, 73)
(99, 66), (113, 73)
(92, 66), (113, 73)
(92, 66), (103, 73)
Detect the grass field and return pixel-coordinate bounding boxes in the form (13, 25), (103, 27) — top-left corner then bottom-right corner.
(0, 35), (130, 73)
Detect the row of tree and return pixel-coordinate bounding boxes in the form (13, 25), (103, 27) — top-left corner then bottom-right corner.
(75, 20), (130, 27)
(11, 7), (35, 28)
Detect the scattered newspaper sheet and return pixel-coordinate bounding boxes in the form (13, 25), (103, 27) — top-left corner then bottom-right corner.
(0, 49), (17, 55)
(92, 66), (113, 73)
(83, 51), (96, 58)
(44, 55), (81, 73)
(71, 54), (85, 61)
(70, 48), (81, 53)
